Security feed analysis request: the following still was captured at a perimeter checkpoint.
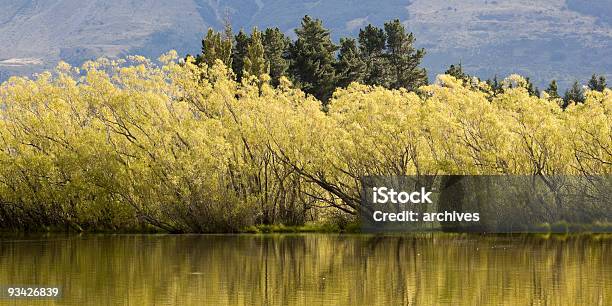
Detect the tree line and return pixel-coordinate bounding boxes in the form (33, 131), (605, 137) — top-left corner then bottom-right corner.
(0, 54), (609, 232)
(192, 15), (608, 108)
(444, 63), (609, 107)
(190, 16), (428, 103)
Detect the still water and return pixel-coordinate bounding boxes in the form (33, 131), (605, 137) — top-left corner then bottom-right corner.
(0, 234), (610, 305)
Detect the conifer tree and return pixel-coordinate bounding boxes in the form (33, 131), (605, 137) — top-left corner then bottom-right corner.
(232, 30), (250, 81)
(545, 80), (560, 100)
(588, 74), (607, 92)
(525, 77), (540, 97)
(383, 19), (427, 90)
(445, 63), (470, 83)
(288, 15), (338, 102)
(446, 63), (486, 92)
(198, 28), (233, 68)
(244, 28), (269, 78)
(358, 24), (389, 87)
(222, 13), (233, 44)
(486, 75), (503, 96)
(197, 29), (215, 66)
(335, 38), (366, 88)
(263, 27), (290, 86)
(563, 81), (585, 107)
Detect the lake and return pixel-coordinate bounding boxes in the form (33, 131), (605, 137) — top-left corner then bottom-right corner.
(0, 234), (610, 305)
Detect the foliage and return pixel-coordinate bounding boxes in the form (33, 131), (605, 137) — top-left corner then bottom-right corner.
(0, 56), (609, 232)
(359, 24), (390, 87)
(588, 74), (607, 92)
(383, 19), (427, 90)
(231, 30), (250, 82)
(445, 63), (470, 83)
(564, 80), (586, 107)
(335, 38), (366, 88)
(288, 15), (338, 103)
(243, 28), (269, 80)
(544, 80), (561, 102)
(193, 16), (428, 103)
(197, 29), (233, 68)
(262, 28), (291, 86)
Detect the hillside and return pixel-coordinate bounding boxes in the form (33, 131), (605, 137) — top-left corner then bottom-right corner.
(1, 0), (611, 89)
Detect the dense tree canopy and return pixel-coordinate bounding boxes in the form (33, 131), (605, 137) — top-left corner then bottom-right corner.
(194, 16), (429, 102)
(545, 80), (561, 101)
(243, 28), (268, 79)
(588, 74), (607, 92)
(335, 38), (366, 89)
(197, 28), (232, 68)
(288, 15), (339, 102)
(564, 81), (586, 107)
(262, 28), (290, 86)
(191, 15), (609, 107)
(383, 19), (427, 90)
(0, 54), (609, 232)
(231, 30), (250, 81)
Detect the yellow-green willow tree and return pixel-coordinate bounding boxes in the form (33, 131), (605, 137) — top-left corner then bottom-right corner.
(0, 53), (610, 232)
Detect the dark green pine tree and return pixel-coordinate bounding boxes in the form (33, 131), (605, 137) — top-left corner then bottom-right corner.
(262, 27), (290, 86)
(486, 75), (503, 97)
(563, 81), (585, 107)
(383, 19), (427, 90)
(358, 24), (390, 87)
(544, 80), (561, 101)
(525, 77), (540, 97)
(198, 28), (233, 68)
(196, 29), (214, 66)
(445, 63), (488, 92)
(587, 74), (607, 92)
(288, 15), (338, 102)
(335, 38), (366, 88)
(232, 30), (250, 81)
(244, 28), (269, 78)
(445, 63), (470, 83)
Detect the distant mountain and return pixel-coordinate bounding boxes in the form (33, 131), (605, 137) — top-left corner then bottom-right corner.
(1, 0), (611, 90)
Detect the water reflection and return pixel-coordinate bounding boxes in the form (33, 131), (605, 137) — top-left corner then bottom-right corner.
(0, 234), (610, 305)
